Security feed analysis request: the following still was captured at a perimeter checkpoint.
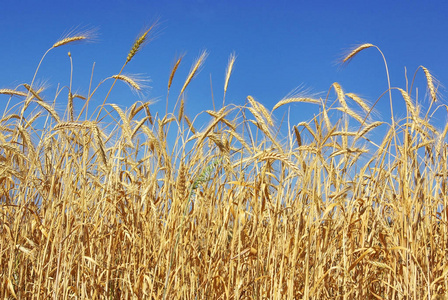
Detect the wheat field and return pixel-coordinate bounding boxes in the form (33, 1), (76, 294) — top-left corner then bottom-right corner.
(1, 27), (447, 299)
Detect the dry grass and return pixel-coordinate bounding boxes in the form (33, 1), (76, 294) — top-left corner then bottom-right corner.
(1, 29), (448, 300)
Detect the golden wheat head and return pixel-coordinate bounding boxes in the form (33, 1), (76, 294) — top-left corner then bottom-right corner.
(112, 74), (149, 93)
(179, 50), (208, 96)
(341, 43), (375, 65)
(0, 89), (27, 97)
(224, 52), (236, 95)
(421, 66), (438, 102)
(126, 23), (157, 64)
(52, 27), (97, 49)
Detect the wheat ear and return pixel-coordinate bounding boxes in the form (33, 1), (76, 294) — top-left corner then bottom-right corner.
(168, 55), (183, 93)
(0, 89), (27, 97)
(341, 43), (375, 64)
(52, 28), (96, 48)
(112, 74), (143, 91)
(345, 93), (370, 113)
(126, 23), (156, 64)
(421, 66), (437, 102)
(272, 97), (320, 112)
(179, 51), (208, 96)
(223, 52), (236, 106)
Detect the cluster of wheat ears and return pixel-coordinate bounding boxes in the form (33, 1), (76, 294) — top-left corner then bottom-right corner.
(0, 25), (447, 299)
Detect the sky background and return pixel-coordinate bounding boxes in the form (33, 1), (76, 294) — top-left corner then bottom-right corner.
(1, 0), (448, 135)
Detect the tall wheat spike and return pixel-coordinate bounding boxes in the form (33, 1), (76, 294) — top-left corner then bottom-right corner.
(168, 55), (183, 93)
(341, 43), (375, 64)
(184, 114), (196, 134)
(223, 52), (236, 105)
(179, 51), (208, 96)
(52, 28), (97, 48)
(126, 23), (157, 64)
(53, 36), (86, 48)
(112, 74), (143, 91)
(0, 89), (27, 97)
(346, 92), (371, 113)
(421, 66), (437, 102)
(272, 97), (320, 112)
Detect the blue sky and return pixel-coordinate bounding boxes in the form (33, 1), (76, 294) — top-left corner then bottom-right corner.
(1, 0), (447, 131)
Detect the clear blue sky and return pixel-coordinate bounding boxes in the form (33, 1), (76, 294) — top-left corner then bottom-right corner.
(1, 0), (447, 129)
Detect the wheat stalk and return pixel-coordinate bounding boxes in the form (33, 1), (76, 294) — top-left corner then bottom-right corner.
(23, 112), (41, 129)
